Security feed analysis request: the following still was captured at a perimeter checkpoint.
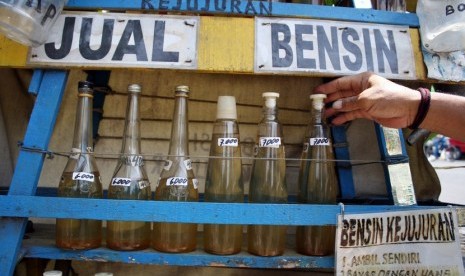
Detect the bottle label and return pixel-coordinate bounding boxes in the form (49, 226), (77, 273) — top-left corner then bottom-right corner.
(193, 178), (199, 189)
(259, 137), (281, 148)
(124, 155), (144, 167)
(163, 160), (173, 171)
(70, 148), (81, 159)
(167, 177), (188, 186)
(111, 177), (131, 187)
(138, 180), (150, 189)
(184, 159), (192, 170)
(310, 137), (331, 146)
(72, 172), (95, 182)
(218, 138), (239, 147)
(303, 142), (309, 153)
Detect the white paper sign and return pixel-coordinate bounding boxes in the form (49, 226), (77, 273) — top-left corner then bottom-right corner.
(255, 17), (415, 80)
(28, 12), (199, 69)
(336, 208), (464, 276)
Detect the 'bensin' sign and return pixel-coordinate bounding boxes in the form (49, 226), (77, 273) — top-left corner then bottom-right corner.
(255, 17), (416, 79)
(28, 12), (199, 69)
(335, 208), (465, 276)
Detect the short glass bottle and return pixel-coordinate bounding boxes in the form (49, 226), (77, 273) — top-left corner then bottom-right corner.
(56, 81), (103, 250)
(204, 96), (244, 255)
(247, 92), (288, 257)
(106, 84), (151, 251)
(152, 85), (199, 253)
(296, 94), (339, 256)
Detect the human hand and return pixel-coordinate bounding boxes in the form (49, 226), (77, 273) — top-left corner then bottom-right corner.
(314, 72), (420, 129)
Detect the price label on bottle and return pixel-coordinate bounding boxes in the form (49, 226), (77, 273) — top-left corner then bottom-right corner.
(218, 138), (239, 147)
(193, 178), (199, 189)
(138, 180), (150, 189)
(310, 137), (330, 146)
(163, 160), (173, 171)
(125, 155), (144, 167)
(70, 148), (81, 159)
(184, 159), (192, 170)
(72, 172), (95, 182)
(167, 177), (188, 186)
(111, 177), (132, 187)
(303, 142), (309, 153)
(259, 137), (281, 148)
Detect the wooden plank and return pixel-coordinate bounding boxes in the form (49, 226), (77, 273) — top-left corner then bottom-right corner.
(0, 195), (440, 224)
(65, 0), (420, 26)
(0, 35), (28, 68)
(198, 16), (254, 73)
(410, 29), (427, 80)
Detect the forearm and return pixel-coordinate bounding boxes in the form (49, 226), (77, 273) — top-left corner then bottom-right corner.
(420, 92), (465, 141)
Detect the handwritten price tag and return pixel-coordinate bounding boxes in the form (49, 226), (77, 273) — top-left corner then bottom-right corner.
(218, 138), (239, 147)
(111, 177), (131, 187)
(310, 137), (330, 146)
(72, 172), (95, 182)
(166, 177), (188, 186)
(259, 137), (281, 148)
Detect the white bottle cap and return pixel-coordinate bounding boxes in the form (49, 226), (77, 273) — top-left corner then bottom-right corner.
(216, 96), (237, 120)
(262, 92), (280, 108)
(43, 271), (63, 276)
(310, 94), (327, 111)
(128, 84), (141, 93)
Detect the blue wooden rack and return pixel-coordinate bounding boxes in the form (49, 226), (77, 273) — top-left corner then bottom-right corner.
(0, 2), (425, 275)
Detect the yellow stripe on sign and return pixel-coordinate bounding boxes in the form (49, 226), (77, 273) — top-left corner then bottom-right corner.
(198, 16), (254, 73)
(0, 35), (28, 68)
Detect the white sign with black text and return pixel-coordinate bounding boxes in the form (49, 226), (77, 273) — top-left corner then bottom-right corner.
(28, 12), (199, 69)
(255, 17), (415, 80)
(336, 208), (464, 276)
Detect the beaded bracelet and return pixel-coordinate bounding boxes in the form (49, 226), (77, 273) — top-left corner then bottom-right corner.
(408, 87), (431, 130)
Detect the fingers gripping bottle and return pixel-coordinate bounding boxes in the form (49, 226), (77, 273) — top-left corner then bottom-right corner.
(204, 96), (244, 255)
(107, 84), (151, 251)
(56, 81), (103, 250)
(247, 92), (288, 256)
(296, 94), (339, 256)
(152, 85), (199, 253)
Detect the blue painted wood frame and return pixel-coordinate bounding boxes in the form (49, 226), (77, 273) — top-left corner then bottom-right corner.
(331, 125), (356, 199)
(66, 0), (419, 27)
(0, 70), (69, 276)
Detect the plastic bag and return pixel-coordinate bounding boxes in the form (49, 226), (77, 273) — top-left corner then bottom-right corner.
(417, 0), (465, 53)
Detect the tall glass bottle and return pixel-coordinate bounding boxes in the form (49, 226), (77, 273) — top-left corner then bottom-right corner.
(56, 81), (103, 250)
(152, 85), (199, 253)
(247, 92), (287, 256)
(204, 96), (244, 255)
(296, 94), (339, 256)
(106, 84), (151, 251)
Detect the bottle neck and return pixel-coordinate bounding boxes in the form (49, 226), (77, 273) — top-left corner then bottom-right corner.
(71, 95), (93, 152)
(310, 105), (324, 125)
(121, 92), (141, 155)
(169, 94), (189, 156)
(261, 106), (278, 122)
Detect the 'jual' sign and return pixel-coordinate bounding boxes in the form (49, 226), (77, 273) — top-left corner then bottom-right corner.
(255, 17), (416, 80)
(28, 12), (199, 69)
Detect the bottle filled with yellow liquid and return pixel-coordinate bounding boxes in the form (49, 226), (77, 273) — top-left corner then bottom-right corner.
(56, 81), (103, 250)
(248, 92), (287, 256)
(107, 84), (151, 251)
(204, 96), (244, 255)
(152, 85), (199, 253)
(296, 94), (339, 256)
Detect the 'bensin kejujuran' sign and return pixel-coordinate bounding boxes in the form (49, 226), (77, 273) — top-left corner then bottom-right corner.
(255, 17), (416, 79)
(335, 208), (465, 276)
(28, 12), (199, 69)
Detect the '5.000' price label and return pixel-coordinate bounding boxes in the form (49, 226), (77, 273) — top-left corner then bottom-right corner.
(310, 137), (330, 146)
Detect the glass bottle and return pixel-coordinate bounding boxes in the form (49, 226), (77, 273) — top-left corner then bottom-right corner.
(204, 96), (244, 255)
(296, 94), (339, 256)
(56, 81), (103, 250)
(247, 92), (287, 256)
(106, 84), (151, 251)
(152, 85), (198, 253)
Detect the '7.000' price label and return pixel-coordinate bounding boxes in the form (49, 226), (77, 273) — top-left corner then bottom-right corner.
(310, 137), (330, 146)
(259, 137), (281, 148)
(218, 138), (239, 147)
